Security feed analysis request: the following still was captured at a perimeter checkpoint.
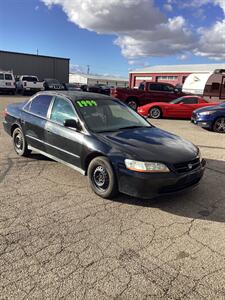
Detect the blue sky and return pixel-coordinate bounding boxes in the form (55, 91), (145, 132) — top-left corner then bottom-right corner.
(0, 0), (225, 77)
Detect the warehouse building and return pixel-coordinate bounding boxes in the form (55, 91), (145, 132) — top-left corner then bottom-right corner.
(0, 50), (70, 83)
(129, 64), (225, 88)
(69, 73), (128, 87)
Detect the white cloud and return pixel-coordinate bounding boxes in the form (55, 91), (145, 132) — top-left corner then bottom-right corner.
(194, 20), (225, 60)
(164, 4), (173, 11)
(178, 53), (189, 60)
(41, 0), (225, 61)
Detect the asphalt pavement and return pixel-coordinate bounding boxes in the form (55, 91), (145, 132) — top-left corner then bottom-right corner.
(0, 95), (225, 299)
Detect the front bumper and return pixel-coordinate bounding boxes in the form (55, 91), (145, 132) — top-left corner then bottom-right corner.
(191, 113), (213, 128)
(117, 160), (206, 199)
(3, 120), (11, 136)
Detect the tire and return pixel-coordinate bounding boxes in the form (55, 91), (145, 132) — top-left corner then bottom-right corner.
(149, 107), (162, 119)
(87, 156), (118, 199)
(213, 117), (225, 133)
(12, 127), (31, 156)
(126, 98), (138, 110)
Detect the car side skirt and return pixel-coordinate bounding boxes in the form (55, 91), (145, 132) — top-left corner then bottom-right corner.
(28, 145), (85, 175)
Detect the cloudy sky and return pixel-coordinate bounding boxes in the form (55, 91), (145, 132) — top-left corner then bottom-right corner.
(0, 0), (225, 76)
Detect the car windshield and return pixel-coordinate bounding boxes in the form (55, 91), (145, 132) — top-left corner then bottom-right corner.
(218, 102), (225, 107)
(76, 99), (151, 133)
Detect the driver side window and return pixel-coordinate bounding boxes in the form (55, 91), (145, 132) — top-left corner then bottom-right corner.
(50, 97), (77, 125)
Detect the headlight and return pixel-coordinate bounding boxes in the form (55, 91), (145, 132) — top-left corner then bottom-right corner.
(125, 159), (170, 173)
(196, 149), (203, 162)
(199, 111), (214, 116)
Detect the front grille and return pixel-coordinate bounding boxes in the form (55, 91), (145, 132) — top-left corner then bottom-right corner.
(173, 158), (200, 174)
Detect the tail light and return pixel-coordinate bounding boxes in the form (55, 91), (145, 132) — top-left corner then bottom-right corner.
(3, 108), (8, 118)
(110, 88), (117, 97)
(24, 81), (27, 87)
(14, 81), (16, 87)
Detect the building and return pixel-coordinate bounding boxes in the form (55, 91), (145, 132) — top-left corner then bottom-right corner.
(69, 73), (128, 87)
(129, 64), (225, 88)
(0, 50), (70, 83)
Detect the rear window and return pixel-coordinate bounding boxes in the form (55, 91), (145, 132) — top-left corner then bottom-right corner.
(29, 95), (52, 117)
(22, 76), (38, 82)
(5, 74), (13, 80)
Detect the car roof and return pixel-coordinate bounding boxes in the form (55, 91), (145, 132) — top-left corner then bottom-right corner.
(36, 90), (118, 103)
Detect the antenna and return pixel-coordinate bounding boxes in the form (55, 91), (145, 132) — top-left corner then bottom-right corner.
(87, 64), (90, 74)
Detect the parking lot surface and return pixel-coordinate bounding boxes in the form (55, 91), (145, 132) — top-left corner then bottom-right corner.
(0, 95), (225, 299)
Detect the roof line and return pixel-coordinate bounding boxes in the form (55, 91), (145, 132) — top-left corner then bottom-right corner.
(0, 50), (70, 61)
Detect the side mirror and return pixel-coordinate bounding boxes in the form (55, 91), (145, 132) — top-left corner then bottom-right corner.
(64, 119), (79, 130)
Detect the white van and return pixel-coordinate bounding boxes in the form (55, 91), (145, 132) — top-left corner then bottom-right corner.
(0, 71), (16, 94)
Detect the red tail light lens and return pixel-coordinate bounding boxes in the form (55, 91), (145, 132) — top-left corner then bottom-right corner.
(24, 81), (27, 87)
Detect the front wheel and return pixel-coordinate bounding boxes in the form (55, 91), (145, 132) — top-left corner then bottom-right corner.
(12, 127), (31, 156)
(87, 156), (118, 199)
(213, 117), (225, 133)
(149, 107), (162, 119)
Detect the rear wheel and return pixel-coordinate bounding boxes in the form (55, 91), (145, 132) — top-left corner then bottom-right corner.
(88, 156), (118, 199)
(213, 117), (225, 133)
(149, 107), (162, 119)
(126, 98), (138, 110)
(12, 127), (31, 156)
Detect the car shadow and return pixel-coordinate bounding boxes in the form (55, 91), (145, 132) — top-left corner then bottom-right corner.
(113, 158), (225, 223)
(28, 153), (53, 161)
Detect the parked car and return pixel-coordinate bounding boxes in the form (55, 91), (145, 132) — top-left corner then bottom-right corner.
(138, 96), (219, 119)
(63, 83), (82, 91)
(16, 75), (44, 95)
(3, 91), (205, 199)
(88, 84), (111, 95)
(191, 102), (225, 133)
(44, 78), (65, 90)
(111, 82), (186, 110)
(0, 70), (15, 94)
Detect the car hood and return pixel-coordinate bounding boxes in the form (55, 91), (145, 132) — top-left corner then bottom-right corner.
(194, 104), (224, 113)
(98, 127), (198, 163)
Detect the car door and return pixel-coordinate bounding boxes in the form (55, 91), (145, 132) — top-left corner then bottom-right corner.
(176, 97), (199, 118)
(144, 83), (165, 104)
(22, 94), (53, 151)
(45, 96), (84, 170)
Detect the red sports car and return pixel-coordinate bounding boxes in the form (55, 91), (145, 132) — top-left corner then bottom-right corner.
(137, 96), (219, 119)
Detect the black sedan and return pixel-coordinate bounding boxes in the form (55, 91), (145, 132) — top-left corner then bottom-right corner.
(44, 78), (65, 91)
(3, 91), (205, 199)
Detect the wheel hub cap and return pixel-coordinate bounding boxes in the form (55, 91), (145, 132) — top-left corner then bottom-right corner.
(215, 118), (225, 132)
(151, 108), (160, 118)
(128, 101), (137, 110)
(93, 166), (109, 190)
(15, 133), (23, 149)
